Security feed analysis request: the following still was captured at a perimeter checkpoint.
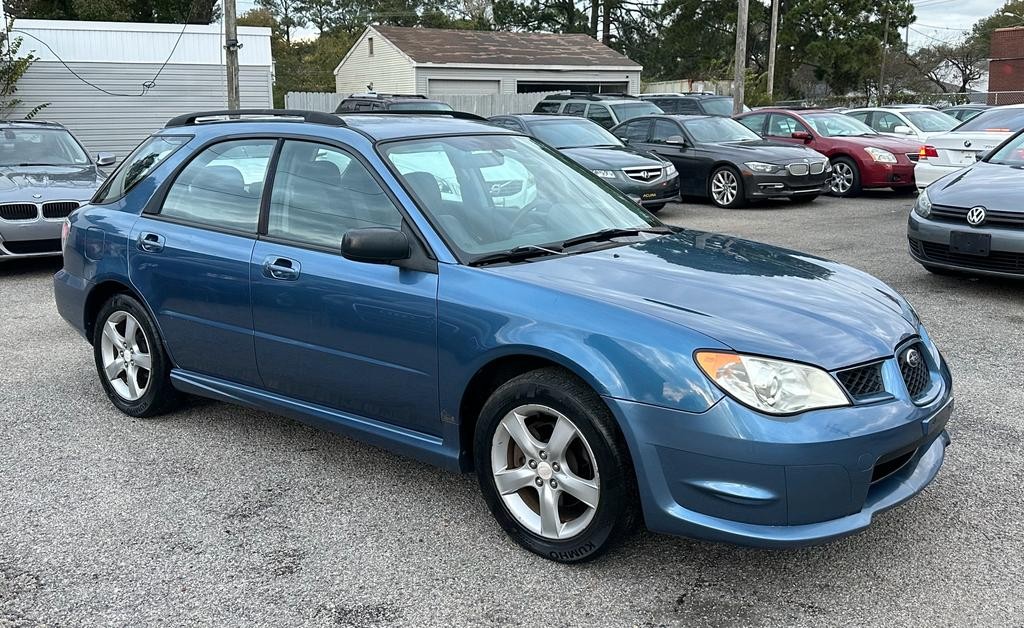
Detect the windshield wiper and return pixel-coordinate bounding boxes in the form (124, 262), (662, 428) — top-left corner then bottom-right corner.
(560, 226), (672, 249)
(15, 162), (63, 166)
(468, 244), (565, 267)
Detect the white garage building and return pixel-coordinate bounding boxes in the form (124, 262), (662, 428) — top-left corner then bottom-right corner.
(333, 26), (641, 96)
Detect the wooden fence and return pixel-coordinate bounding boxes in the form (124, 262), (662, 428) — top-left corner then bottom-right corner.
(285, 91), (569, 117)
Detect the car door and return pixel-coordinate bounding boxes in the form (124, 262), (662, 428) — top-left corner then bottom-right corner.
(586, 104), (615, 129)
(249, 139), (440, 435)
(130, 138), (274, 386)
(766, 113), (812, 148)
(648, 118), (705, 194)
(737, 113), (768, 137)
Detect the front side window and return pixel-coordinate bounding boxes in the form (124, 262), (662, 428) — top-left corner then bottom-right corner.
(586, 105), (614, 128)
(802, 113), (875, 137)
(651, 119), (683, 143)
(267, 141), (402, 248)
(381, 134), (658, 258)
(619, 120), (651, 142)
(700, 97), (736, 116)
(93, 135), (189, 203)
(903, 110), (958, 132)
(0, 127), (90, 167)
(767, 114), (809, 137)
(737, 113), (767, 135)
(683, 117), (761, 143)
(564, 103), (587, 116)
(160, 139), (275, 233)
(874, 112), (904, 133)
(529, 119), (621, 149)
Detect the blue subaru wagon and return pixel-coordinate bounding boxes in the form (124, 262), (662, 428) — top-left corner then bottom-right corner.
(54, 109), (952, 562)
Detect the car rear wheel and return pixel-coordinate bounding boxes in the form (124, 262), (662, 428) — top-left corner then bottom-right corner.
(474, 367), (639, 563)
(829, 157), (861, 197)
(93, 294), (179, 417)
(709, 166), (746, 208)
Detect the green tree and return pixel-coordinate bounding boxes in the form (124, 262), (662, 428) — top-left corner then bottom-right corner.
(971, 0), (1024, 55)
(8, 0), (218, 23)
(1, 19), (49, 119)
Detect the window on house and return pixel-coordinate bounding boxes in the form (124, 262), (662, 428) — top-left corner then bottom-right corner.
(368, 38), (374, 56)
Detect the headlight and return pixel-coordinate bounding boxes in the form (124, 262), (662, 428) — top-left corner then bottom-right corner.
(591, 169), (617, 179)
(914, 187), (931, 218)
(865, 147), (897, 163)
(695, 351), (850, 415)
(664, 163), (677, 176)
(744, 161), (780, 173)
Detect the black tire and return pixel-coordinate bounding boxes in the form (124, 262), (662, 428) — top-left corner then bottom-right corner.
(645, 202), (666, 213)
(473, 367), (639, 563)
(708, 165), (747, 208)
(828, 156), (862, 197)
(92, 294), (180, 417)
(790, 194), (820, 204)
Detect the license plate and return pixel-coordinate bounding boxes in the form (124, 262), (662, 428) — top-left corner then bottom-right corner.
(959, 152), (978, 165)
(950, 231), (991, 256)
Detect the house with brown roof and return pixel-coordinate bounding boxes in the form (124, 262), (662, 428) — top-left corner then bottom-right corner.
(333, 26), (642, 96)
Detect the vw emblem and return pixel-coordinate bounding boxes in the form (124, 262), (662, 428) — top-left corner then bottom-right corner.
(904, 348), (922, 368)
(966, 206), (986, 226)
(963, 140), (972, 148)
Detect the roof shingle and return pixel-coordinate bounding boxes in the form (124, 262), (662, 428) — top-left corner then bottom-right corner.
(372, 26), (640, 68)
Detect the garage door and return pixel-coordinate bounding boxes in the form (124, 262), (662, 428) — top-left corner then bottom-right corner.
(427, 79), (501, 95)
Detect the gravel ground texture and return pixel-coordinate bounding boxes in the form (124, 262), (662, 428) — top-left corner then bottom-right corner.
(1, 192), (1022, 627)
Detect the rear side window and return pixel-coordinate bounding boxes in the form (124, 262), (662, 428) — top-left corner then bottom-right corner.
(676, 99), (701, 113)
(564, 103), (587, 116)
(336, 100), (357, 112)
(651, 119), (682, 143)
(619, 120), (651, 142)
(534, 101), (561, 113)
(159, 139), (275, 233)
(93, 135), (189, 204)
(586, 105), (614, 128)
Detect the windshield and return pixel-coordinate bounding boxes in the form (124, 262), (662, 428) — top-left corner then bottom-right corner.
(528, 119), (622, 149)
(381, 134), (658, 258)
(683, 117), (761, 143)
(903, 110), (958, 132)
(389, 101), (453, 111)
(0, 127), (90, 167)
(986, 131), (1024, 166)
(802, 113), (876, 137)
(611, 102), (663, 122)
(957, 107), (1024, 133)
(701, 98), (743, 116)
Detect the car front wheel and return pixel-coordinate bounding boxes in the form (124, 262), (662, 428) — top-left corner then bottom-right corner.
(829, 157), (862, 197)
(474, 368), (639, 563)
(709, 166), (746, 208)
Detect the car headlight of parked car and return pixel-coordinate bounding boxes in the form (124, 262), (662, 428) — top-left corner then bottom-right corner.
(744, 161), (781, 174)
(591, 169), (617, 179)
(665, 163), (677, 177)
(865, 147), (898, 163)
(914, 187), (932, 218)
(696, 351), (850, 415)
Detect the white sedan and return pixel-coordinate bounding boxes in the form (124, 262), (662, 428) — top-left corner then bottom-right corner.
(845, 107), (959, 143)
(912, 104), (1024, 189)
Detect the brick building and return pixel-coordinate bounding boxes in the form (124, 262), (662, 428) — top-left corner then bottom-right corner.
(989, 26), (1024, 104)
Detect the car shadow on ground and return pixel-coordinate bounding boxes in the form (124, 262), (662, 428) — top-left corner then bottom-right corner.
(0, 257), (63, 277)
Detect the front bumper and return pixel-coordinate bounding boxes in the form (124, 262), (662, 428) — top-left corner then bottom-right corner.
(0, 219), (63, 259)
(908, 211), (1024, 277)
(861, 161), (916, 189)
(742, 170), (831, 200)
(914, 162), (961, 189)
(609, 343), (953, 547)
(615, 174), (681, 206)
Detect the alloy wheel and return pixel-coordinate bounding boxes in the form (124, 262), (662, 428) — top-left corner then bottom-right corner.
(99, 311), (152, 401)
(831, 162), (854, 194)
(711, 170), (738, 206)
(490, 404), (600, 540)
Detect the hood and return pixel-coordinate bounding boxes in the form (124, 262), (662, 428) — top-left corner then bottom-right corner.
(498, 230), (917, 370)
(0, 164), (105, 202)
(928, 160), (1024, 212)
(707, 140), (826, 163)
(830, 134), (922, 152)
(560, 145), (664, 170)
(927, 130), (1010, 151)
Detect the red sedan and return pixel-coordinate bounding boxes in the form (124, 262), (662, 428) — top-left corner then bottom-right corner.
(735, 108), (922, 197)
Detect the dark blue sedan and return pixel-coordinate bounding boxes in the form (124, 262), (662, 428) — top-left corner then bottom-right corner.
(54, 109), (953, 562)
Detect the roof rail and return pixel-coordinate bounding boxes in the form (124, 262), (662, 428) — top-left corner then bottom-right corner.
(347, 93), (429, 99)
(165, 109), (345, 128)
(341, 110), (488, 121)
(0, 119), (64, 127)
(541, 92), (638, 101)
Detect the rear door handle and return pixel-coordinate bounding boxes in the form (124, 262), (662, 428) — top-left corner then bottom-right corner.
(262, 256), (301, 281)
(137, 232), (165, 253)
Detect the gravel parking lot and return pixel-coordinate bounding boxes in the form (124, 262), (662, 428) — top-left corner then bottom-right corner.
(2, 192), (1022, 627)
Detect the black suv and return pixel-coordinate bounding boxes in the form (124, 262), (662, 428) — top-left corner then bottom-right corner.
(639, 93), (745, 117)
(532, 93), (662, 129)
(335, 93), (453, 113)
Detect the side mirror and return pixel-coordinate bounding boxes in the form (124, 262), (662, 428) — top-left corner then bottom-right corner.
(96, 152), (117, 167)
(791, 131), (813, 142)
(342, 227), (411, 264)
(665, 135), (687, 146)
(893, 125), (914, 135)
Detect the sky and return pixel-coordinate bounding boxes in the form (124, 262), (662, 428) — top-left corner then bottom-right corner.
(906, 0), (1006, 50)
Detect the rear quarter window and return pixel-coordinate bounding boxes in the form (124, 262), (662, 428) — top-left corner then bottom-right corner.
(92, 135), (190, 204)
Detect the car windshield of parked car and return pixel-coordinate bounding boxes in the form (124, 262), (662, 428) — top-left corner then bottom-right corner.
(903, 110), (958, 132)
(382, 134), (659, 259)
(956, 107), (1024, 133)
(682, 117), (761, 143)
(0, 128), (90, 167)
(802, 113), (876, 137)
(985, 132), (1024, 166)
(528, 119), (622, 149)
(701, 98), (747, 116)
(610, 102), (663, 122)
(388, 101), (454, 111)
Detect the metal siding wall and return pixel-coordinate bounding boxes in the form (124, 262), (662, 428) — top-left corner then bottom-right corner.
(335, 33), (416, 95)
(11, 62), (273, 157)
(284, 90), (569, 117)
(415, 67), (641, 95)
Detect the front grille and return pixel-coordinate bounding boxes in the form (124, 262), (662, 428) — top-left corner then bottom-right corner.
(871, 447), (917, 483)
(41, 201), (79, 219)
(786, 163), (810, 176)
(623, 166), (663, 183)
(910, 237), (1024, 274)
(809, 161), (826, 175)
(929, 204), (1024, 230)
(1, 238), (61, 254)
(907, 153), (920, 162)
(0, 203), (39, 220)
(898, 343), (931, 400)
(836, 362), (885, 401)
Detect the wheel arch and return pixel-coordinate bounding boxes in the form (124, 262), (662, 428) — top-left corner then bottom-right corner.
(83, 279), (159, 347)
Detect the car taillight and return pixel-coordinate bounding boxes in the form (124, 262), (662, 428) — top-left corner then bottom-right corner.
(61, 219), (71, 252)
(918, 145), (939, 160)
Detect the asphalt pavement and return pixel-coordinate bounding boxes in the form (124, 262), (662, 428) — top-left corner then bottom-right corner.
(1, 192), (1022, 627)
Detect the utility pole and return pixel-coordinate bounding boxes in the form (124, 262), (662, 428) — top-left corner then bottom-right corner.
(224, 0), (241, 110)
(732, 0), (749, 115)
(878, 12), (890, 107)
(766, 0), (779, 102)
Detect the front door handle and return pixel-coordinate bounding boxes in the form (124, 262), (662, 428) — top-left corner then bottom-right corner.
(262, 256), (301, 281)
(137, 232), (165, 253)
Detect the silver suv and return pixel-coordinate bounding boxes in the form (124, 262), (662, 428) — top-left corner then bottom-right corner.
(532, 93), (662, 129)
